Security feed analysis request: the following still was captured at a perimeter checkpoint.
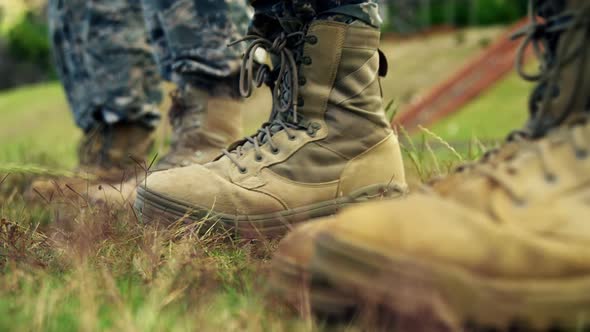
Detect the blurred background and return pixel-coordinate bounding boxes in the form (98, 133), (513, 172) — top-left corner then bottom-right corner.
(0, 0), (534, 177)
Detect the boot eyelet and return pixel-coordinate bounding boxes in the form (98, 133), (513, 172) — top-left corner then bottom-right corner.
(239, 167), (248, 174)
(302, 57), (312, 65)
(271, 148), (280, 155)
(298, 77), (307, 86)
(307, 35), (318, 45)
(576, 149), (588, 159)
(288, 135), (296, 141)
(255, 155), (263, 162)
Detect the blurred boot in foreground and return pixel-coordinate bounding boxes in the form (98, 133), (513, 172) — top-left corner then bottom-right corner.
(271, 0), (590, 329)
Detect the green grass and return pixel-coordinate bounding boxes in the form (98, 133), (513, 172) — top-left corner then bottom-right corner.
(0, 83), (78, 168)
(403, 63), (536, 180)
(429, 70), (532, 142)
(380, 27), (504, 107)
(0, 28), (534, 331)
(0, 213), (311, 331)
(0, 0), (27, 33)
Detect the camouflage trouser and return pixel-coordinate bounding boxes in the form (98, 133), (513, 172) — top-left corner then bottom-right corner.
(48, 0), (250, 132)
(248, 0), (382, 37)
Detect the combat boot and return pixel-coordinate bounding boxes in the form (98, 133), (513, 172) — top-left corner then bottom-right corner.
(309, 117), (590, 330)
(155, 85), (243, 169)
(267, 137), (529, 319)
(275, 1), (590, 329)
(135, 19), (407, 237)
(28, 123), (153, 203)
(269, 217), (357, 317)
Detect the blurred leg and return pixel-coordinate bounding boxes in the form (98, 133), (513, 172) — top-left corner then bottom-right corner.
(48, 0), (94, 130)
(140, 0), (251, 168)
(84, 0), (163, 131)
(33, 0), (161, 205)
(248, 0), (383, 37)
(141, 0), (250, 93)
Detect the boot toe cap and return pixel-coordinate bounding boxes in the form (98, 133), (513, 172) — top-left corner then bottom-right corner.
(138, 164), (284, 217)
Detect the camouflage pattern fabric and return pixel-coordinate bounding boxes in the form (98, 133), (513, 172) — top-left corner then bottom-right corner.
(49, 0), (162, 131)
(48, 0), (250, 132)
(142, 0), (251, 88)
(248, 0), (381, 37)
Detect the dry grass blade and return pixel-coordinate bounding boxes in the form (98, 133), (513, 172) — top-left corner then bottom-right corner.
(0, 163), (96, 180)
(0, 174), (9, 187)
(385, 99), (400, 122)
(424, 139), (441, 176)
(418, 125), (464, 162)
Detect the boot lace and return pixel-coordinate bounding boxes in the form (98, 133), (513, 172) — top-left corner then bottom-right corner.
(222, 31), (319, 172)
(435, 1), (590, 201)
(479, 117), (589, 202)
(513, 0), (590, 137)
(436, 117), (589, 203)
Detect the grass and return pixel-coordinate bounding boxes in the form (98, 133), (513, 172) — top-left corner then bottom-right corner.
(0, 206), (310, 331)
(0, 28), (533, 331)
(429, 70), (533, 142)
(380, 27), (505, 107)
(0, 0), (28, 33)
(0, 84), (79, 169)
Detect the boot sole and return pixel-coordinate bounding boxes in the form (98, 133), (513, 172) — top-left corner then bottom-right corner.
(312, 233), (590, 331)
(134, 184), (406, 239)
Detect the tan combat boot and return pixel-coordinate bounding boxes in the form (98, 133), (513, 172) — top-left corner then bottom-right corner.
(269, 217), (357, 317)
(155, 85), (243, 169)
(135, 20), (408, 237)
(28, 123), (153, 203)
(267, 139), (530, 319)
(275, 1), (590, 329)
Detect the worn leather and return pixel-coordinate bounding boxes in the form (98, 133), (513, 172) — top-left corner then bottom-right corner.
(308, 119), (590, 300)
(139, 20), (407, 219)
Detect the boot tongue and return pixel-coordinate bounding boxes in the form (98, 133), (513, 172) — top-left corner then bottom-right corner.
(234, 109), (299, 154)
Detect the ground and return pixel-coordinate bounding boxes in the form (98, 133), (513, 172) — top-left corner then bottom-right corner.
(0, 28), (533, 331)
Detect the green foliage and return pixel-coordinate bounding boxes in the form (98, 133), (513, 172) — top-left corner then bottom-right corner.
(388, 0), (529, 32)
(430, 70), (532, 142)
(6, 11), (52, 74)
